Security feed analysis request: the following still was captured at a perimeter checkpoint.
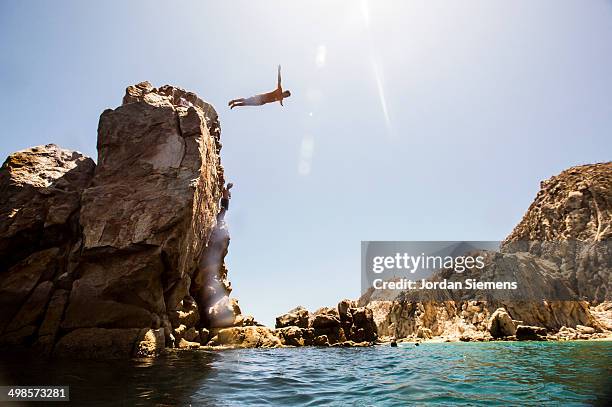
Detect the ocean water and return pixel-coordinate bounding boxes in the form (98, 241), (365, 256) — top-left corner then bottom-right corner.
(1, 341), (611, 406)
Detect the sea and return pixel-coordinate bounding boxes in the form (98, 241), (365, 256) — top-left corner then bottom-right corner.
(1, 341), (611, 406)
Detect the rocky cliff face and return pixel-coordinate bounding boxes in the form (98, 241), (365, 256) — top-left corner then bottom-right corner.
(367, 163), (612, 342)
(0, 82), (242, 357)
(504, 163), (611, 243)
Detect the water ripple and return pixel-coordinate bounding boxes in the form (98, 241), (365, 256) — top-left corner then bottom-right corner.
(1, 342), (611, 405)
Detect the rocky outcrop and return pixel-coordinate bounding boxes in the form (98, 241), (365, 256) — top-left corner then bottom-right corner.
(208, 326), (282, 348)
(276, 306), (309, 329)
(0, 82), (243, 358)
(487, 308), (516, 338)
(504, 163), (611, 243)
(366, 163), (611, 343)
(273, 300), (377, 347)
(0, 145), (95, 349)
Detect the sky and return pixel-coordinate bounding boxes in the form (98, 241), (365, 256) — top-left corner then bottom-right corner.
(1, 0), (611, 326)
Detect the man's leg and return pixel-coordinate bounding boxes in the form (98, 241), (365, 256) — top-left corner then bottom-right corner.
(241, 96), (264, 106)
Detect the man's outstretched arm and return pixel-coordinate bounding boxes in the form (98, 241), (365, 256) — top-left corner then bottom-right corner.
(277, 65), (282, 89)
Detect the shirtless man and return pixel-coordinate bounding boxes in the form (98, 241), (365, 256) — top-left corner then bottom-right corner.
(218, 182), (233, 221)
(228, 65), (291, 109)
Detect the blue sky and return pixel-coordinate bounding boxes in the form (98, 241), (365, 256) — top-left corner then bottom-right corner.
(1, 1), (611, 326)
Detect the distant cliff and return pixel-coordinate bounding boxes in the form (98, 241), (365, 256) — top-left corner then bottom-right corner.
(504, 163), (612, 243)
(366, 163), (612, 342)
(0, 82), (243, 358)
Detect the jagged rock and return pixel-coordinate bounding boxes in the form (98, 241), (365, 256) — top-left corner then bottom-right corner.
(64, 83), (225, 332)
(0, 145), (94, 338)
(172, 324), (188, 341)
(313, 335), (329, 346)
(134, 328), (165, 357)
(487, 308), (516, 338)
(349, 306), (377, 342)
(275, 306), (310, 329)
(362, 164), (611, 342)
(208, 326), (282, 348)
(183, 327), (200, 342)
(168, 298), (200, 328)
(557, 326), (578, 340)
(0, 144), (95, 271)
(276, 327), (314, 346)
(0, 83), (242, 357)
(504, 163), (611, 243)
(591, 301), (612, 330)
(311, 307), (341, 329)
(177, 338), (201, 349)
(338, 299), (355, 321)
(239, 315), (260, 327)
(515, 325), (547, 341)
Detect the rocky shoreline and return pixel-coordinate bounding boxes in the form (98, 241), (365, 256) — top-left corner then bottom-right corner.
(1, 83), (610, 358)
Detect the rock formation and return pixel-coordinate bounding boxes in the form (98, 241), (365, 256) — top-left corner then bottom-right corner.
(365, 163), (612, 342)
(0, 82), (244, 358)
(1, 84), (609, 355)
(207, 300), (378, 348)
(504, 163), (611, 243)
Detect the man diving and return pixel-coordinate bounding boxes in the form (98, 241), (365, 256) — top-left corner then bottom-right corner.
(228, 65), (291, 109)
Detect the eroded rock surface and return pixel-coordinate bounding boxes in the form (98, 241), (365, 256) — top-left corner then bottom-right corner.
(0, 82), (243, 358)
(0, 145), (95, 348)
(364, 163), (612, 343)
(273, 300), (377, 347)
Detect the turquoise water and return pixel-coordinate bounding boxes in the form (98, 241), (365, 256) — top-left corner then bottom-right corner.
(1, 341), (611, 406)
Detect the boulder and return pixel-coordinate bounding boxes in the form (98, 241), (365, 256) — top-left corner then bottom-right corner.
(208, 326), (282, 348)
(349, 307), (378, 342)
(276, 327), (314, 346)
(275, 306), (309, 329)
(311, 307), (341, 329)
(168, 297), (200, 328)
(183, 327), (200, 342)
(313, 335), (329, 346)
(338, 299), (355, 321)
(134, 328), (165, 357)
(575, 324), (595, 335)
(487, 308), (516, 338)
(177, 338), (201, 349)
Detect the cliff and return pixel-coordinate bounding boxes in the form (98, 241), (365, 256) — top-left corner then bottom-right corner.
(366, 163), (612, 342)
(504, 163), (611, 243)
(1, 83), (609, 354)
(0, 82), (242, 357)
